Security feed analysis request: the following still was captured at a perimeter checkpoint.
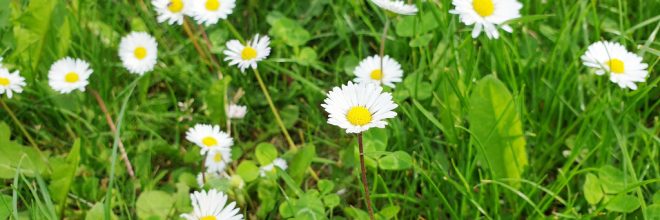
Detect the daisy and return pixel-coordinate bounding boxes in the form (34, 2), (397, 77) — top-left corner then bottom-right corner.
(581, 41), (649, 90)
(180, 189), (243, 220)
(191, 0), (236, 26)
(322, 82), (398, 133)
(185, 124), (233, 155)
(354, 55), (403, 88)
(224, 34), (271, 72)
(449, 0), (523, 39)
(368, 0), (418, 15)
(152, 0), (191, 25)
(119, 32), (158, 75)
(259, 158), (287, 177)
(205, 147), (232, 173)
(227, 104), (247, 119)
(0, 67), (26, 98)
(48, 57), (93, 94)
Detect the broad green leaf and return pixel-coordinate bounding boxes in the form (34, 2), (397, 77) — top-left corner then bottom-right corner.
(653, 191), (660, 204)
(468, 75), (527, 188)
(317, 179), (335, 195)
(280, 105), (300, 129)
(647, 204), (660, 219)
(322, 194), (340, 208)
(288, 144), (316, 184)
(0, 122), (46, 178)
(204, 76), (232, 126)
(409, 34), (433, 47)
(236, 160), (259, 182)
(136, 191), (174, 220)
(354, 129), (388, 169)
(267, 12), (311, 47)
(377, 205), (400, 220)
(86, 202), (118, 220)
(257, 181), (278, 218)
(378, 151), (413, 170)
(344, 207), (371, 220)
(174, 182), (191, 213)
(295, 47), (318, 66)
(605, 194), (640, 213)
(12, 0), (70, 69)
(395, 12), (438, 37)
(255, 143), (279, 165)
(0, 194), (11, 220)
(278, 191), (326, 220)
(583, 173), (603, 205)
(48, 139), (81, 203)
(598, 165), (628, 194)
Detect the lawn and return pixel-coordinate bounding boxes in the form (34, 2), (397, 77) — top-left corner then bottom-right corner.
(0, 0), (659, 219)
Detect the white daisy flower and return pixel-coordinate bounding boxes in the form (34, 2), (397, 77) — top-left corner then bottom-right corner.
(581, 41), (649, 90)
(354, 55), (403, 88)
(180, 189), (243, 220)
(0, 67), (26, 99)
(185, 124), (233, 155)
(224, 34), (271, 72)
(48, 57), (93, 94)
(227, 104), (247, 119)
(191, 0), (236, 26)
(450, 0), (523, 39)
(259, 158), (288, 177)
(368, 0), (418, 15)
(322, 82), (398, 134)
(119, 32), (158, 75)
(205, 147), (232, 173)
(152, 0), (191, 25)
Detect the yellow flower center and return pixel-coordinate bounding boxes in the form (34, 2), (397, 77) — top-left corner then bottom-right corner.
(346, 106), (372, 126)
(370, 69), (383, 80)
(241, 46), (257, 60)
(168, 0), (184, 13)
(205, 0), (220, 11)
(473, 0), (495, 17)
(606, 59), (625, 74)
(0, 77), (10, 86)
(213, 152), (223, 162)
(200, 216), (217, 220)
(65, 72), (79, 83)
(134, 47), (148, 60)
(202, 137), (218, 147)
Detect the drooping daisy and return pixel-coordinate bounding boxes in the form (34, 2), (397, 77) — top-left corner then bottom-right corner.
(185, 124), (233, 155)
(354, 55), (403, 88)
(191, 0), (236, 26)
(322, 82), (398, 134)
(119, 32), (158, 75)
(227, 104), (247, 119)
(450, 0), (523, 39)
(581, 41), (649, 90)
(259, 158), (288, 177)
(48, 57), (93, 94)
(0, 67), (26, 99)
(180, 189), (243, 220)
(152, 0), (191, 25)
(368, 0), (418, 15)
(224, 34), (271, 72)
(205, 147), (232, 173)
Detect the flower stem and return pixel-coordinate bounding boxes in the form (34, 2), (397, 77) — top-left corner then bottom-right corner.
(379, 17), (390, 71)
(90, 89), (136, 179)
(0, 99), (40, 153)
(358, 133), (375, 220)
(252, 68), (296, 150)
(183, 18), (213, 69)
(224, 20), (245, 43)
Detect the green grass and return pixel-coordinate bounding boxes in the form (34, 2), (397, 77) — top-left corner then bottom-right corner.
(1, 0), (659, 219)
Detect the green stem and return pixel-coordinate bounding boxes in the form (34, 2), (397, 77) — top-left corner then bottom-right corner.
(0, 99), (39, 151)
(224, 20), (245, 43)
(358, 133), (375, 220)
(252, 68), (296, 150)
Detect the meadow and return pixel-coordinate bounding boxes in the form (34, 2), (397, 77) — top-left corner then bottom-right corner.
(0, 0), (659, 219)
